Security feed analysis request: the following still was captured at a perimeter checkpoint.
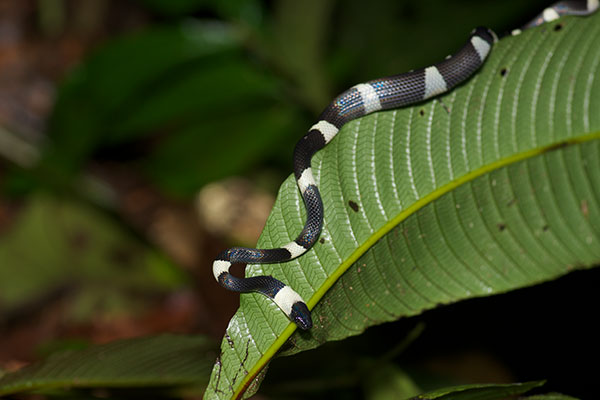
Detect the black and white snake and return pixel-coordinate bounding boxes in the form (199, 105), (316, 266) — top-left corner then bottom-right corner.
(213, 0), (599, 330)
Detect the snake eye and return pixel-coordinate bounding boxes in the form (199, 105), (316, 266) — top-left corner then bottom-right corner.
(290, 302), (313, 330)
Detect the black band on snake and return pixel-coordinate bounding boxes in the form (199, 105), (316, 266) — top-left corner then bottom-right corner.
(213, 1), (598, 330)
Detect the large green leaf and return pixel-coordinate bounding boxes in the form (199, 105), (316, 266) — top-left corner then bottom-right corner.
(205, 12), (600, 399)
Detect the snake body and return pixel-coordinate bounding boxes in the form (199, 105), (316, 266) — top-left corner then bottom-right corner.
(213, 1), (598, 330)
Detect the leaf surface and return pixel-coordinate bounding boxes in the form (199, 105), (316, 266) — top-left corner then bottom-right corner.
(205, 13), (600, 399)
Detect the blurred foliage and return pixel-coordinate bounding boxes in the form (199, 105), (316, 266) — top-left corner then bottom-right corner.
(136, 0), (263, 22)
(42, 20), (297, 195)
(8, 0), (552, 198)
(0, 193), (184, 321)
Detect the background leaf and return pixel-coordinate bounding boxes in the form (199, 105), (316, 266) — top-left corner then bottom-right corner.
(363, 363), (422, 400)
(410, 381), (544, 400)
(205, 12), (600, 399)
(523, 394), (579, 400)
(0, 334), (216, 396)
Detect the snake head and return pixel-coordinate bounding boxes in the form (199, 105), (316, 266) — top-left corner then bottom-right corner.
(290, 301), (313, 330)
